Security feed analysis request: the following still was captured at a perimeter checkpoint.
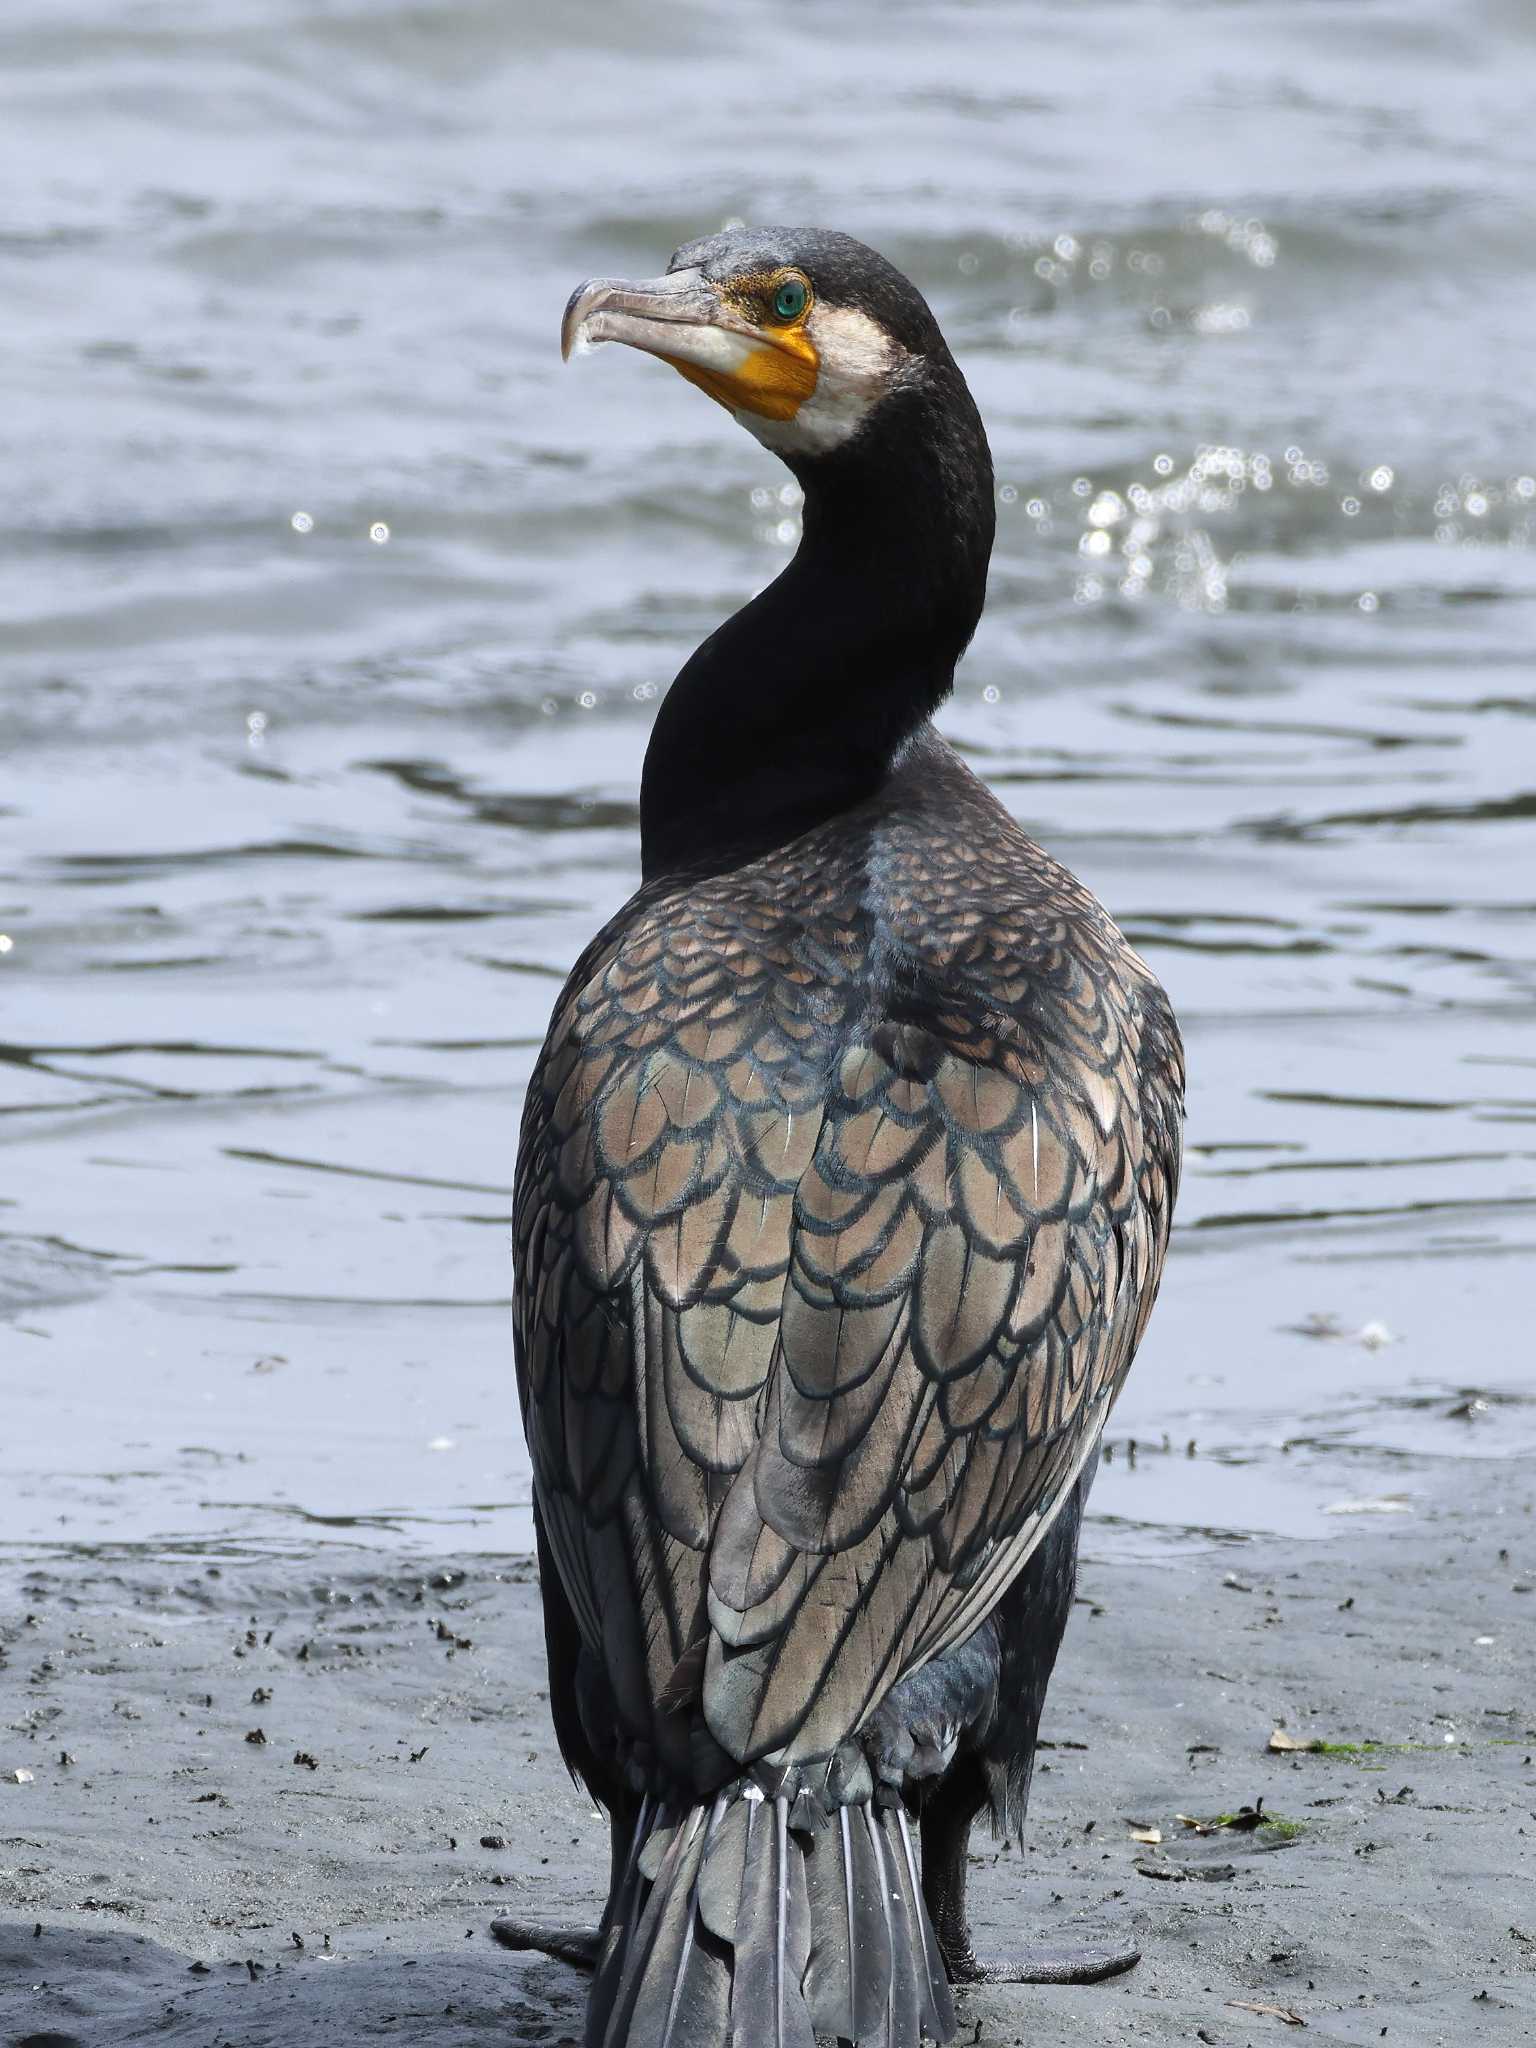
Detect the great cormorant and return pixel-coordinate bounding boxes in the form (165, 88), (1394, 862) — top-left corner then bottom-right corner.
(505, 227), (1184, 2048)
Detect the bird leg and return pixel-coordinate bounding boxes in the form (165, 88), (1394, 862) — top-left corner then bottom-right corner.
(920, 1786), (1139, 1988)
(489, 1804), (636, 1971)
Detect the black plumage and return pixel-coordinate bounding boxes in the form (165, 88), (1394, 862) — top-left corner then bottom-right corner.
(515, 227), (1184, 2046)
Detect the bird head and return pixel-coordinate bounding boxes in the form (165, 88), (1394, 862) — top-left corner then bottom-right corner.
(561, 226), (946, 464)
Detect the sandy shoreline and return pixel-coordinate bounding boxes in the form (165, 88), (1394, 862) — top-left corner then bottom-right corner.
(3, 1458), (1533, 2047)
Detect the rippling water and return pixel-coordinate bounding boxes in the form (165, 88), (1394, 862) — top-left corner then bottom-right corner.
(4, 0), (1534, 1559)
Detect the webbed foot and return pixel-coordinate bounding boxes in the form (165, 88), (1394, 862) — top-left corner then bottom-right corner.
(488, 1919), (602, 1970)
(944, 1937), (1140, 1986)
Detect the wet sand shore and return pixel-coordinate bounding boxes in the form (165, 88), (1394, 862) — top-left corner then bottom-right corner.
(3, 1458), (1533, 2047)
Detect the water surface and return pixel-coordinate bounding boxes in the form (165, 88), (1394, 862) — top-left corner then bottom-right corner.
(3, 0), (1534, 1561)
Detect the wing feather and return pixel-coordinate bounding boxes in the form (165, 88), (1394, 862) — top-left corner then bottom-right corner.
(514, 770), (1183, 1788)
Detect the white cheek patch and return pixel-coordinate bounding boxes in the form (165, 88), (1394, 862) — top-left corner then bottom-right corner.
(810, 303), (903, 387)
(743, 304), (905, 457)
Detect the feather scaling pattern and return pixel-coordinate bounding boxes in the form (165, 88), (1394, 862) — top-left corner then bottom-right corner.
(514, 737), (1182, 2047)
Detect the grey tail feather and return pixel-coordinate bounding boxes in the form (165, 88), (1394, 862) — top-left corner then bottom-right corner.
(586, 1790), (956, 2048)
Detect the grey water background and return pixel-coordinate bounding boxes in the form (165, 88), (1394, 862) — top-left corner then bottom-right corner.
(3, 0), (1533, 1565)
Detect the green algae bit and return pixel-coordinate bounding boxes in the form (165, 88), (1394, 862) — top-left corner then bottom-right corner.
(1269, 1727), (1444, 1758)
(1250, 1815), (1305, 1841)
(1178, 1803), (1305, 1842)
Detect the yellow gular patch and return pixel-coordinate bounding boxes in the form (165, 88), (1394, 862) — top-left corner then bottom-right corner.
(664, 330), (819, 422)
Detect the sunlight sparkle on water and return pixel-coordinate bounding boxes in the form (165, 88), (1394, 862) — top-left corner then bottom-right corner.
(1023, 214), (1274, 307)
(1424, 474), (1536, 544)
(1192, 209), (1279, 267)
(1062, 443), (1288, 612)
(1192, 302), (1251, 335)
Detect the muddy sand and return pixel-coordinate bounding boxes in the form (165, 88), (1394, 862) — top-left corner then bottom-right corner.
(3, 1458), (1533, 2047)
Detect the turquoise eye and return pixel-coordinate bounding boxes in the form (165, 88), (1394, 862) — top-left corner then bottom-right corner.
(772, 277), (808, 321)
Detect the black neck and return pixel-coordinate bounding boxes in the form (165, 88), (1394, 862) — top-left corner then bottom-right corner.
(639, 356), (995, 879)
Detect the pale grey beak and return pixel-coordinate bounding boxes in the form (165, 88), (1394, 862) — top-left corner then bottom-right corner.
(560, 266), (725, 362)
(560, 262), (816, 426)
